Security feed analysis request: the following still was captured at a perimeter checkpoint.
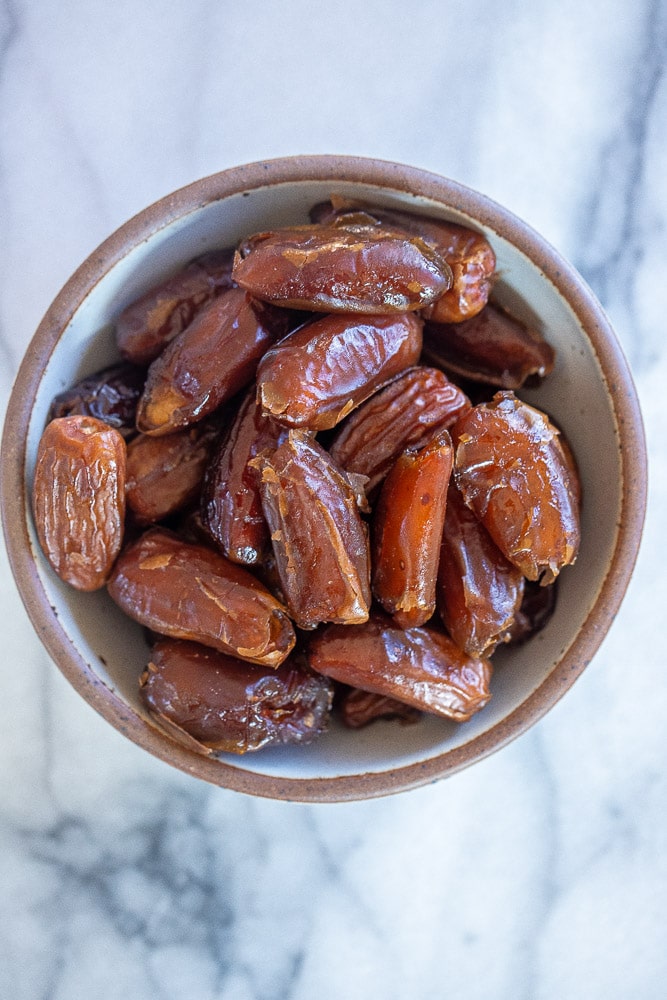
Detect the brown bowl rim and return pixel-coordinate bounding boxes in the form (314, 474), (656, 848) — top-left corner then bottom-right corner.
(0, 154), (648, 802)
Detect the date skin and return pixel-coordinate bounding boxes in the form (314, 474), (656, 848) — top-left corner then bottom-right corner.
(372, 433), (453, 628)
(338, 686), (422, 729)
(423, 303), (555, 389)
(201, 388), (285, 564)
(126, 421), (220, 525)
(32, 416), (126, 591)
(257, 431), (371, 629)
(310, 198), (495, 323)
(329, 366), (469, 495)
(48, 362), (146, 439)
(107, 528), (296, 667)
(308, 613), (492, 722)
(232, 220), (452, 313)
(257, 312), (423, 430)
(116, 248), (236, 364)
(505, 578), (558, 646)
(140, 638), (333, 754)
(453, 391), (581, 582)
(437, 483), (524, 656)
(136, 288), (291, 436)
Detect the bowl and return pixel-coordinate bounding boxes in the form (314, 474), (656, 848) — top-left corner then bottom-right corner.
(0, 155), (647, 801)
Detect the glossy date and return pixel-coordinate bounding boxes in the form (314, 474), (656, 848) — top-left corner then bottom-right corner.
(48, 362), (146, 438)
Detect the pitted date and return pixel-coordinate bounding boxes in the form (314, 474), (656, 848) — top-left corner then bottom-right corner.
(308, 613), (492, 722)
(257, 312), (423, 430)
(32, 416), (126, 591)
(232, 220), (452, 314)
(437, 483), (525, 656)
(423, 303), (555, 389)
(140, 638), (333, 754)
(48, 362), (146, 438)
(453, 391), (581, 582)
(329, 366), (469, 495)
(201, 388), (285, 564)
(257, 431), (371, 629)
(107, 528), (295, 667)
(136, 289), (291, 436)
(126, 421), (220, 525)
(372, 433), (453, 628)
(116, 248), (235, 364)
(338, 687), (422, 729)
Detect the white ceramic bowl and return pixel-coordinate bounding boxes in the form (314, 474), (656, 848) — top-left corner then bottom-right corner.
(0, 156), (647, 800)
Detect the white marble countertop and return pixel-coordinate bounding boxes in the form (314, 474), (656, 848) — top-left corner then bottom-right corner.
(1, 2), (665, 997)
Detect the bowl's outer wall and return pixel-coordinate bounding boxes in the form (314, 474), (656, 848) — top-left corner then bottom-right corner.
(0, 156), (648, 801)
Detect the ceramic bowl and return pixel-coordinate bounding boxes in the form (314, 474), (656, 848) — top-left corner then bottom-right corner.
(0, 156), (647, 801)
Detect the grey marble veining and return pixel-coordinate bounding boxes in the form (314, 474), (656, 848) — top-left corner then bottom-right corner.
(1, 2), (665, 998)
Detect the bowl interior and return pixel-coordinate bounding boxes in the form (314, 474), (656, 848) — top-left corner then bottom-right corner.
(8, 167), (635, 796)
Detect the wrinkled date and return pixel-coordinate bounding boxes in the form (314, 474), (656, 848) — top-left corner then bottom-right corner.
(32, 193), (581, 754)
(32, 415), (126, 591)
(141, 638), (333, 754)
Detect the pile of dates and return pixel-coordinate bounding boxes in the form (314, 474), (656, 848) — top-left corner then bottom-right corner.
(32, 195), (580, 755)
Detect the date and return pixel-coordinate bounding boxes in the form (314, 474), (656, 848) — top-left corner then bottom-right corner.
(338, 686), (422, 729)
(437, 483), (525, 656)
(107, 527), (296, 667)
(136, 289), (290, 435)
(257, 312), (423, 430)
(453, 391), (581, 581)
(308, 612), (492, 721)
(257, 431), (371, 629)
(232, 220), (452, 313)
(329, 366), (469, 495)
(48, 362), (146, 438)
(140, 638), (333, 754)
(372, 433), (453, 628)
(32, 416), (126, 591)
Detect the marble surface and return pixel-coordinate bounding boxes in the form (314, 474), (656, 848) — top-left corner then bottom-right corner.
(0, 1), (665, 997)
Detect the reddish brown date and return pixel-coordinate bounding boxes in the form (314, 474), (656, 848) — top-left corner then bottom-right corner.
(140, 638), (333, 754)
(308, 613), (492, 722)
(232, 220), (452, 314)
(310, 198), (495, 323)
(423, 303), (555, 389)
(116, 248), (235, 364)
(32, 416), (126, 591)
(126, 421), (219, 525)
(136, 288), (291, 435)
(372, 433), (453, 628)
(257, 431), (371, 629)
(453, 392), (581, 582)
(329, 366), (469, 495)
(437, 483), (525, 656)
(338, 687), (422, 729)
(48, 362), (146, 439)
(201, 389), (285, 564)
(257, 312), (423, 430)
(107, 527), (295, 667)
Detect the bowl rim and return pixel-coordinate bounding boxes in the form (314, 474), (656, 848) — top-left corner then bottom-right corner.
(0, 154), (648, 802)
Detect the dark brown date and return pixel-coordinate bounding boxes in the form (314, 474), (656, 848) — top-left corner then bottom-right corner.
(48, 362), (146, 438)
(32, 416), (126, 591)
(107, 527), (296, 667)
(310, 198), (495, 323)
(140, 638), (333, 754)
(257, 312), (423, 430)
(329, 366), (469, 495)
(257, 431), (371, 629)
(308, 613), (492, 721)
(136, 289), (290, 435)
(423, 303), (555, 389)
(505, 578), (558, 646)
(372, 433), (453, 628)
(338, 687), (422, 729)
(453, 391), (581, 582)
(232, 220), (452, 313)
(126, 421), (219, 525)
(437, 483), (525, 656)
(116, 248), (235, 364)
(201, 389), (285, 564)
